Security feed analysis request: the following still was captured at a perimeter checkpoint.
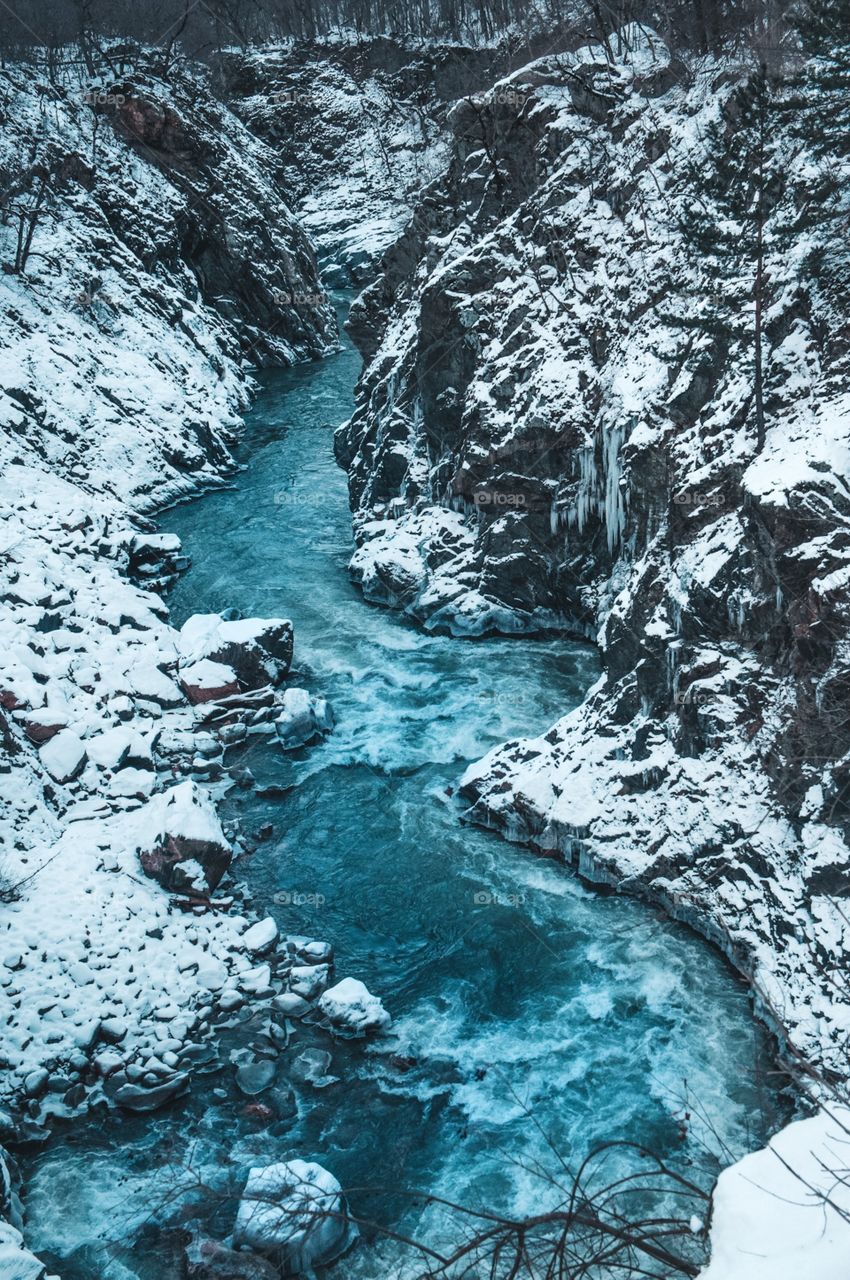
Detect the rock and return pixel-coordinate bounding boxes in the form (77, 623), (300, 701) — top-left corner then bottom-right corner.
(99, 1017), (128, 1044)
(179, 614), (294, 691)
(186, 1237), (278, 1280)
(317, 978), (391, 1036)
(108, 767), (155, 799)
(271, 992), (311, 1019)
(290, 1048), (336, 1088)
(236, 1060), (276, 1096)
(114, 1071), (189, 1112)
(196, 954), (229, 989)
(63, 1082), (86, 1108)
(179, 659), (240, 706)
(273, 688), (334, 750)
(288, 938), (333, 964)
(23, 1069), (48, 1099)
(21, 708), (69, 745)
(238, 964), (273, 996)
(127, 532), (186, 585)
(0, 1222), (46, 1280)
(241, 917), (279, 956)
(39, 729), (87, 782)
(87, 726), (153, 771)
(137, 781), (232, 891)
(288, 964), (330, 1001)
(233, 1159), (358, 1271)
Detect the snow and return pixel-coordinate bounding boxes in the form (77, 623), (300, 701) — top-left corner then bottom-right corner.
(234, 1159), (357, 1269)
(317, 977), (391, 1035)
(241, 917), (280, 956)
(699, 1108), (850, 1280)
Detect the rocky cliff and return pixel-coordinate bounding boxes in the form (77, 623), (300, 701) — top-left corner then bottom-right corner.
(335, 27), (850, 1082)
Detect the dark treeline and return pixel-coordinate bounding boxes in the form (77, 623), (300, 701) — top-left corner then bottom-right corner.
(0, 0), (793, 64)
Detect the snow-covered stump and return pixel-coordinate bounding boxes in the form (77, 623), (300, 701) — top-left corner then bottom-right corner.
(233, 1160), (358, 1274)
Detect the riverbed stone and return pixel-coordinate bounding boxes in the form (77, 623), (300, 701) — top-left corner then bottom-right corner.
(233, 1159), (358, 1269)
(236, 1060), (276, 1096)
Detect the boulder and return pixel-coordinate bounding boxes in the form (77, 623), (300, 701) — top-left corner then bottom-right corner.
(273, 689), (334, 750)
(0, 1223), (46, 1280)
(317, 978), (391, 1036)
(137, 781), (231, 891)
(289, 964), (330, 1001)
(241, 917), (280, 956)
(179, 614), (294, 692)
(39, 729), (87, 783)
(179, 659), (240, 705)
(21, 708), (69, 745)
(114, 1072), (189, 1112)
(233, 1159), (357, 1272)
(127, 532), (187, 583)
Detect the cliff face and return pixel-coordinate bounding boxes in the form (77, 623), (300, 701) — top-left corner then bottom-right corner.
(335, 28), (850, 1078)
(222, 37), (515, 285)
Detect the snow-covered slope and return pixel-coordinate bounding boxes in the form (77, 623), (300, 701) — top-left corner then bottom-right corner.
(0, 53), (335, 1127)
(223, 36), (517, 284)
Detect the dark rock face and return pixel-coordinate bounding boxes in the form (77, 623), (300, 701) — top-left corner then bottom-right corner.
(92, 66), (336, 367)
(140, 831), (231, 892)
(222, 38), (517, 285)
(336, 32), (850, 1076)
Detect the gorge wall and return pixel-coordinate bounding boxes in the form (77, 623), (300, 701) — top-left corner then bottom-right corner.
(335, 28), (850, 1081)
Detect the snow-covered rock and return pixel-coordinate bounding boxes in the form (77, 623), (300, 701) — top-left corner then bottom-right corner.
(273, 688), (334, 749)
(38, 731), (87, 784)
(317, 978), (391, 1036)
(241, 917), (280, 956)
(233, 1159), (358, 1270)
(137, 782), (231, 892)
(179, 614), (294, 692)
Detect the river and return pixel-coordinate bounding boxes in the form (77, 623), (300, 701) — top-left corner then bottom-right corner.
(20, 301), (785, 1278)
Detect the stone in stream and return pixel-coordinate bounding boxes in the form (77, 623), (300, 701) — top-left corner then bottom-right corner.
(288, 964), (330, 1001)
(273, 688), (334, 750)
(316, 978), (391, 1036)
(236, 1060), (276, 1096)
(178, 614), (294, 691)
(232, 1159), (358, 1271)
(272, 992), (311, 1019)
(113, 1072), (189, 1112)
(290, 1049), (337, 1088)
